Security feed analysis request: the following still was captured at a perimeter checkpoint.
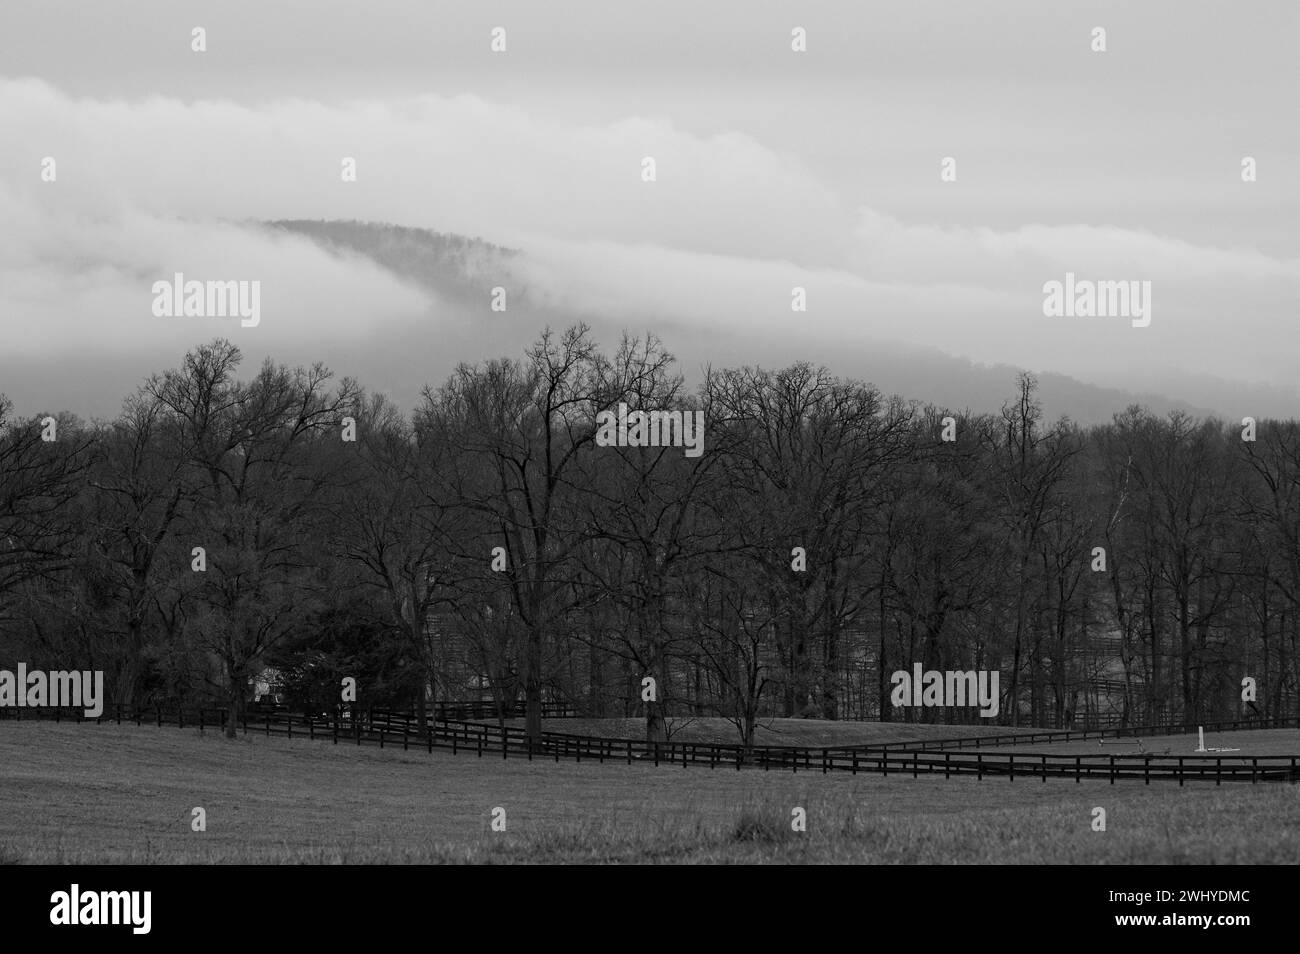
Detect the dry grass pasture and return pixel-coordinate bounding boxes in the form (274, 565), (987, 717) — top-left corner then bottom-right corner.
(3, 721), (1298, 863)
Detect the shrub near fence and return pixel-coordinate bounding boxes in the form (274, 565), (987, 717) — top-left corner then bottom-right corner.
(2, 703), (1296, 785)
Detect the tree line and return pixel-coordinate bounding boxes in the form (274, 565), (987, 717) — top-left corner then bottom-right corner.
(2, 327), (1298, 747)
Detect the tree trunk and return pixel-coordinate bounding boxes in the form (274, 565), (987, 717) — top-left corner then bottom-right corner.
(1179, 588), (1192, 723)
(524, 622), (543, 746)
(644, 640), (668, 746)
(822, 620), (840, 720)
(1146, 582), (1161, 724)
(589, 638), (605, 717)
(877, 630), (889, 722)
(877, 566), (890, 721)
(415, 688), (429, 739)
(224, 667), (241, 739)
(1009, 636), (1022, 728)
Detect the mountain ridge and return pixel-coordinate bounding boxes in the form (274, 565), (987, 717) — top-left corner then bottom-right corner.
(261, 219), (1228, 425)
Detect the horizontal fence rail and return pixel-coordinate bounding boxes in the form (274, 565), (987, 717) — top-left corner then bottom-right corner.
(431, 700), (578, 720)
(847, 714), (1300, 754)
(3, 703), (1297, 785)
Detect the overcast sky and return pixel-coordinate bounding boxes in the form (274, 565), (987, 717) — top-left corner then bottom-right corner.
(2, 0), (1297, 418)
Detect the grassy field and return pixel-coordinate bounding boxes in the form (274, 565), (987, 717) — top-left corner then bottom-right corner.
(511, 716), (1025, 747)
(2, 721), (1297, 863)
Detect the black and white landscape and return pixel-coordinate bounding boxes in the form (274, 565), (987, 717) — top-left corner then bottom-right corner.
(1, 0), (1297, 902)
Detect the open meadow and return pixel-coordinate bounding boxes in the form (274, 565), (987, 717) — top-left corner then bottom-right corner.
(511, 716), (1023, 747)
(2, 721), (1297, 864)
(947, 728), (1300, 757)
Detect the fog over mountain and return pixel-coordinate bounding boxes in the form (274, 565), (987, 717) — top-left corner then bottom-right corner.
(0, 217), (1273, 425)
(2, 0), (1297, 423)
(262, 220), (1238, 425)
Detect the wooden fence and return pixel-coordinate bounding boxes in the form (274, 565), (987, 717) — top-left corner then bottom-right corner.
(860, 714), (1300, 753)
(429, 700), (578, 720)
(4, 702), (1297, 785)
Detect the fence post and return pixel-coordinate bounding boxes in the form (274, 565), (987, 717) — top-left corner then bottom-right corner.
(117, 702), (122, 726)
(977, 753), (982, 781)
(822, 748), (829, 775)
(287, 712), (291, 739)
(1216, 758), (1221, 786)
(1252, 758), (1257, 784)
(853, 752), (859, 776)
(912, 752), (918, 779)
(627, 739), (632, 765)
(309, 715), (314, 742)
(1009, 754), (1015, 782)
(502, 726), (507, 760)
(1041, 755), (1046, 783)
(265, 711), (270, 737)
(1178, 757), (1183, 787)
(945, 752), (950, 780)
(1075, 756), (1080, 783)
(1144, 756), (1150, 786)
(199, 707), (204, 735)
(1109, 756), (1114, 785)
